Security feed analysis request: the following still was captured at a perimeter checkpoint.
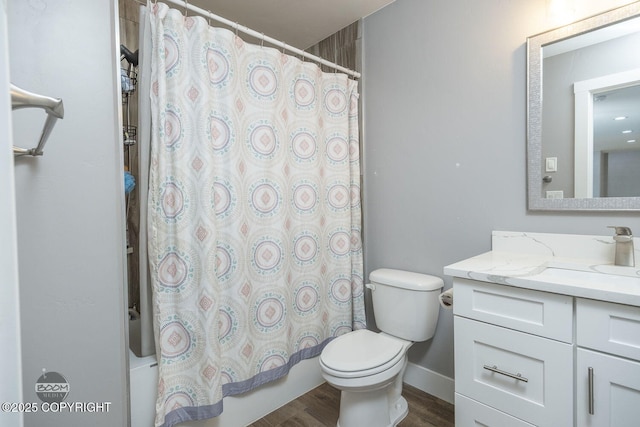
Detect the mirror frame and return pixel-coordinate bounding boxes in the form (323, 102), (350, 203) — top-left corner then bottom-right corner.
(527, 1), (640, 211)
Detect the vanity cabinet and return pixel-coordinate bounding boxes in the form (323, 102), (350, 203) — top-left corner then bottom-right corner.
(445, 230), (640, 426)
(454, 278), (640, 427)
(576, 299), (640, 427)
(454, 278), (573, 426)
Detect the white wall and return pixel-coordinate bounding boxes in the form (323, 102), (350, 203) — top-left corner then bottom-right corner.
(362, 0), (640, 383)
(0, 0), (23, 426)
(7, 1), (129, 426)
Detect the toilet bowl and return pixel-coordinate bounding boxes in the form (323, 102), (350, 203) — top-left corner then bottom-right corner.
(319, 268), (443, 427)
(320, 330), (412, 426)
(320, 330), (410, 388)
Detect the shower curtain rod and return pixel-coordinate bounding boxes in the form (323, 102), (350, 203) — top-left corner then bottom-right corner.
(157, 0), (361, 79)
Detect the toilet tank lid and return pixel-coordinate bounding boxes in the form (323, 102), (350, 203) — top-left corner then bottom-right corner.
(369, 268), (443, 291)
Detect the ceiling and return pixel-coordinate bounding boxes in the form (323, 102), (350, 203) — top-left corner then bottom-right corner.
(186, 0), (395, 49)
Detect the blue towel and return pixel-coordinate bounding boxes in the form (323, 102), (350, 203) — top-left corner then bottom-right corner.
(124, 171), (135, 194)
(121, 68), (135, 92)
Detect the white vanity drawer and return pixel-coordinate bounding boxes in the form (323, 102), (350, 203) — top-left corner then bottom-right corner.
(455, 316), (573, 427)
(455, 393), (535, 427)
(453, 278), (573, 342)
(577, 298), (640, 361)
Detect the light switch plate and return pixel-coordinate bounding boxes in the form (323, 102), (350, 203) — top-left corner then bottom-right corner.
(546, 190), (564, 199)
(545, 157), (558, 172)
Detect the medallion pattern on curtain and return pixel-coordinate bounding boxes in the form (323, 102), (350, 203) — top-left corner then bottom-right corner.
(147, 3), (365, 426)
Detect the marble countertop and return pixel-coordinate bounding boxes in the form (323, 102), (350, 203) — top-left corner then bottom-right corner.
(444, 250), (640, 307)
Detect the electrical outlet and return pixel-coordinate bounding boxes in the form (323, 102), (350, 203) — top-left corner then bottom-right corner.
(546, 190), (564, 199)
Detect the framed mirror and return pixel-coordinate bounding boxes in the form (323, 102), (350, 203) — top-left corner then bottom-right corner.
(527, 1), (640, 211)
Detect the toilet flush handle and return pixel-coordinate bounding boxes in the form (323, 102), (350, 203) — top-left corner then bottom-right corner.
(365, 283), (375, 291)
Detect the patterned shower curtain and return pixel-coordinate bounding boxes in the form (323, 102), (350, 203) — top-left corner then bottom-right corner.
(147, 3), (365, 427)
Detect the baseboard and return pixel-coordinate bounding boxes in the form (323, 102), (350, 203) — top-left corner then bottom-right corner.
(404, 362), (455, 405)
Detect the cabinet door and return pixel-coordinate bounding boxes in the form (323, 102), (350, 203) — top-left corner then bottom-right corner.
(455, 317), (573, 427)
(577, 348), (640, 427)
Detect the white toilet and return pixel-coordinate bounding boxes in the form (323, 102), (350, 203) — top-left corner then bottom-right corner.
(319, 268), (444, 427)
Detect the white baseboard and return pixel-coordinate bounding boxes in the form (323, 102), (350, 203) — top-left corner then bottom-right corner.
(403, 362), (455, 405)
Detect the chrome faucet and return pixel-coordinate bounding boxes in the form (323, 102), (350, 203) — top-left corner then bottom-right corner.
(608, 226), (635, 267)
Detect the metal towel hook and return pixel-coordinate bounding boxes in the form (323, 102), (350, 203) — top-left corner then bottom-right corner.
(11, 83), (64, 157)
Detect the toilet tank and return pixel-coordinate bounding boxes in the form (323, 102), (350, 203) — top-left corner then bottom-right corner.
(369, 268), (444, 342)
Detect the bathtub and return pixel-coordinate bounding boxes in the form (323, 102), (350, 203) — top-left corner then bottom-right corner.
(129, 349), (158, 427)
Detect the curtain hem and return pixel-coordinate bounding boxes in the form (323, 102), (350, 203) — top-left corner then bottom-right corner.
(157, 338), (333, 427)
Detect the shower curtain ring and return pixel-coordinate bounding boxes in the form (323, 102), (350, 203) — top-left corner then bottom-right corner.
(261, 33), (265, 48)
(183, 0), (188, 18)
(207, 10), (211, 26)
(235, 22), (239, 37)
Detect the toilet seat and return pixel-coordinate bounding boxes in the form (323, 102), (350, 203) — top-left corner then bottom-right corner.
(320, 329), (408, 379)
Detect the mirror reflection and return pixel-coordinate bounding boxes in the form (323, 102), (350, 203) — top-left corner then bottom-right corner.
(592, 84), (640, 197)
(542, 15), (640, 199)
(527, 2), (640, 210)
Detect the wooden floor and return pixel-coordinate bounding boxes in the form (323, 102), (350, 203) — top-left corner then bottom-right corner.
(248, 382), (455, 427)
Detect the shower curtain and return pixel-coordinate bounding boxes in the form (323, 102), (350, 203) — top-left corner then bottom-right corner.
(147, 3), (365, 427)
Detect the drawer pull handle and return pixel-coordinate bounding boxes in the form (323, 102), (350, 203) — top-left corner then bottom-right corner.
(483, 365), (529, 383)
(588, 367), (594, 415)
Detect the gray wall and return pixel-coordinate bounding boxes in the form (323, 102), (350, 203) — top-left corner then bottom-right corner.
(362, 0), (640, 379)
(8, 0), (129, 425)
(606, 150), (640, 196)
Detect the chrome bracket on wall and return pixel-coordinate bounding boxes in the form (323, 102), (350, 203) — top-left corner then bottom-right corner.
(11, 83), (64, 157)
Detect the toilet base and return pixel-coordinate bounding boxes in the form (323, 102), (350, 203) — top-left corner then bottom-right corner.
(322, 340), (414, 427)
(389, 396), (408, 426)
(335, 390), (408, 427)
